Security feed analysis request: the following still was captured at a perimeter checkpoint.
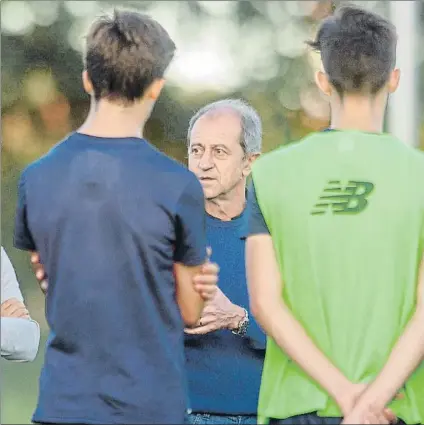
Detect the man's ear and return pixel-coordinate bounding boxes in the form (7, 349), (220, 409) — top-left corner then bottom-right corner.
(242, 153), (260, 177)
(82, 70), (93, 95)
(315, 70), (332, 97)
(388, 68), (400, 94)
(144, 79), (166, 101)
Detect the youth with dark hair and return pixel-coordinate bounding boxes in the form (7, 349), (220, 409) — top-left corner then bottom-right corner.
(14, 9), (218, 425)
(245, 5), (424, 425)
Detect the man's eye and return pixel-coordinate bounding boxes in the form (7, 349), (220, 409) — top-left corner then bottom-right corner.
(215, 149), (226, 156)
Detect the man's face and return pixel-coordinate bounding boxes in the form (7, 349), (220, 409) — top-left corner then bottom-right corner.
(188, 111), (249, 200)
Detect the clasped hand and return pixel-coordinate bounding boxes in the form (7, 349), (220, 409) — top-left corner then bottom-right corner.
(339, 383), (400, 424)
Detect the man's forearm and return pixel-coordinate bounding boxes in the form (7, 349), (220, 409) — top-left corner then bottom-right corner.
(228, 304), (266, 349)
(354, 310), (424, 412)
(254, 299), (351, 405)
(1, 317), (40, 362)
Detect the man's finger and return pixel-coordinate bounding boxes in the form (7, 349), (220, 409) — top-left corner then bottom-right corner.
(36, 268), (45, 281)
(1, 298), (20, 308)
(6, 303), (27, 316)
(14, 308), (30, 318)
(30, 252), (40, 264)
(200, 262), (219, 276)
(194, 315), (215, 327)
(184, 323), (216, 335)
(382, 408), (397, 423)
(40, 280), (49, 294)
(2, 299), (25, 312)
(199, 305), (217, 315)
(200, 291), (216, 301)
(193, 274), (217, 285)
(194, 283), (217, 295)
(206, 246), (212, 260)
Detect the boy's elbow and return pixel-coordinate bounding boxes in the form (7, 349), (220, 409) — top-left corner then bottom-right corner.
(250, 293), (282, 323)
(180, 303), (203, 327)
(250, 296), (266, 322)
(181, 310), (202, 327)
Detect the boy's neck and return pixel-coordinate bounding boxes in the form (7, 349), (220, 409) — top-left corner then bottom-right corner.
(330, 93), (386, 134)
(78, 98), (149, 139)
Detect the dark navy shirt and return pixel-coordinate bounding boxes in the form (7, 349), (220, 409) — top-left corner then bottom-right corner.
(14, 133), (207, 425)
(185, 208), (266, 415)
(246, 181), (270, 237)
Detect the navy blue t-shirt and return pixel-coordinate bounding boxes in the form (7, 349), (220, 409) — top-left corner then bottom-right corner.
(185, 209), (266, 415)
(14, 133), (207, 425)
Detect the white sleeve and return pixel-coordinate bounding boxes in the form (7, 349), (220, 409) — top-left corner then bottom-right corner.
(1, 246), (40, 362)
(1, 247), (24, 302)
(1, 317), (40, 362)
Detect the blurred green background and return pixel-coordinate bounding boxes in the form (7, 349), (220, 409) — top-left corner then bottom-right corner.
(1, 1), (423, 423)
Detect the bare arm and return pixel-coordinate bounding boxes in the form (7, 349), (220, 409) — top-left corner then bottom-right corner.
(246, 234), (353, 411)
(174, 262), (205, 326)
(349, 253), (424, 413)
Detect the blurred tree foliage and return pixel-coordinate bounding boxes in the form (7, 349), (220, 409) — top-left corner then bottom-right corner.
(1, 1), (423, 423)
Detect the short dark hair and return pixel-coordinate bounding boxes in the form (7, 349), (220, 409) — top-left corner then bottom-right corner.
(84, 10), (176, 103)
(308, 5), (397, 96)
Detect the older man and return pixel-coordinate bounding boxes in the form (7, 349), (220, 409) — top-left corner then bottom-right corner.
(1, 246), (40, 362)
(185, 99), (266, 424)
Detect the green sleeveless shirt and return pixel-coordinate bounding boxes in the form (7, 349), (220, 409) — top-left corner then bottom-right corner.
(252, 131), (424, 424)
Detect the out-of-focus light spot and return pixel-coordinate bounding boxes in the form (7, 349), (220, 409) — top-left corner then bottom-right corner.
(265, 2), (290, 26)
(145, 2), (180, 42)
(300, 86), (330, 121)
(251, 56), (280, 82)
(349, 1), (378, 12)
(2, 111), (37, 157)
(24, 70), (58, 107)
(276, 20), (309, 58)
(168, 17), (242, 92)
(168, 48), (240, 93)
(1, 1), (35, 35)
(279, 88), (301, 111)
(236, 18), (276, 81)
(197, 1), (238, 18)
(285, 1), (318, 18)
(68, 18), (93, 51)
(307, 49), (323, 73)
(30, 1), (59, 27)
(64, 1), (99, 18)
(38, 94), (71, 134)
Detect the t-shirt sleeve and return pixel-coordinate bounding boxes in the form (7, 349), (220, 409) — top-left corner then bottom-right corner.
(1, 247), (24, 303)
(14, 173), (36, 252)
(173, 175), (207, 266)
(244, 180), (270, 238)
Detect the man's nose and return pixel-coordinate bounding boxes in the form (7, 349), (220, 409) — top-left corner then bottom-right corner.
(198, 152), (214, 170)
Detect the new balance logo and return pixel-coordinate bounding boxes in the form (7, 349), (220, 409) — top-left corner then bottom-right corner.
(311, 180), (374, 215)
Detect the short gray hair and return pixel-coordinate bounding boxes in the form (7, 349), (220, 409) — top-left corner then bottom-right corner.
(187, 99), (262, 155)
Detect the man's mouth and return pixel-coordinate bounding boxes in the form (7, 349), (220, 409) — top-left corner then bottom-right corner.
(199, 177), (215, 181)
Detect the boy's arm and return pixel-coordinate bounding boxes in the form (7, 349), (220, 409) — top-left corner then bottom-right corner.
(174, 175), (209, 326)
(246, 181), (356, 414)
(347, 252), (424, 415)
(246, 233), (355, 413)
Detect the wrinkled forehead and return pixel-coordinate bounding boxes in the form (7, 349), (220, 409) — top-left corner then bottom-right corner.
(189, 109), (242, 148)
